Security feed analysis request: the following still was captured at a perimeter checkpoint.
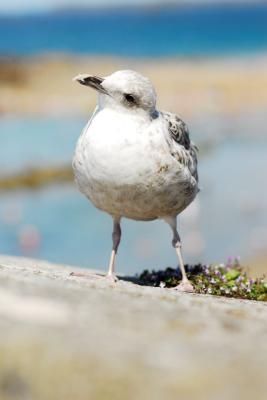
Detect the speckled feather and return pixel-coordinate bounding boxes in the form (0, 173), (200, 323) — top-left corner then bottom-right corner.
(162, 110), (199, 183)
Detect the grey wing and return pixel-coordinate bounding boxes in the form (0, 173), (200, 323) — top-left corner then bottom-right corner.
(162, 111), (199, 183)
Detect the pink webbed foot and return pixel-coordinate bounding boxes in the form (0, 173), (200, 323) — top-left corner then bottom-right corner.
(70, 271), (118, 283)
(70, 271), (103, 279)
(171, 280), (195, 293)
(105, 273), (118, 283)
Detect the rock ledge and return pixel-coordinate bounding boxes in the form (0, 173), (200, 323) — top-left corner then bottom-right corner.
(0, 255), (266, 400)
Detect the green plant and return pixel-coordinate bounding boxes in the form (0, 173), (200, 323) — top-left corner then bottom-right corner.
(139, 258), (267, 301)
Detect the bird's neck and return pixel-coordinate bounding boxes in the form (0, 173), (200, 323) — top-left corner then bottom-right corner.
(97, 98), (158, 122)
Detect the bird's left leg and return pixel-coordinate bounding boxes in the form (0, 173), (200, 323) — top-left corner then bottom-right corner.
(164, 216), (194, 293)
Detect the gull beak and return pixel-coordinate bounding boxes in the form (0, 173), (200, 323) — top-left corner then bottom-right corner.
(73, 74), (108, 94)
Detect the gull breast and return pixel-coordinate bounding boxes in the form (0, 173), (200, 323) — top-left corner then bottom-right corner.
(73, 111), (198, 220)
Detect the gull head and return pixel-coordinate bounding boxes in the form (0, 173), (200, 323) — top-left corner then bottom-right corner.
(73, 70), (157, 115)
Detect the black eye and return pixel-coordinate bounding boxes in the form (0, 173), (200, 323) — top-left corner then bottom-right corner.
(124, 94), (135, 103)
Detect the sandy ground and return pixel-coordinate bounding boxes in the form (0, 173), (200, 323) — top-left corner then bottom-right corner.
(1, 53), (267, 117)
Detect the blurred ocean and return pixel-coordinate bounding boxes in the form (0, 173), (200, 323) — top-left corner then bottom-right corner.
(0, 3), (267, 56)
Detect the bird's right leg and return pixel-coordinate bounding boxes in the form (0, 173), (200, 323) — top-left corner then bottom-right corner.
(70, 217), (121, 283)
(106, 217), (121, 282)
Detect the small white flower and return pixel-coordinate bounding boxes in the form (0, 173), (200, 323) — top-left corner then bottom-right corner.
(159, 281), (166, 288)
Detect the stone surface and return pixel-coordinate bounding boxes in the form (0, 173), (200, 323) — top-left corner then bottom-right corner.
(0, 254), (266, 400)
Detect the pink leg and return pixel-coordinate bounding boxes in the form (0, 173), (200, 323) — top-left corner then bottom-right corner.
(164, 216), (194, 293)
(106, 218), (121, 282)
(70, 217), (121, 283)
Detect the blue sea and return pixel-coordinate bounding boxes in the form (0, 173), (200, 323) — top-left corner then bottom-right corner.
(0, 3), (267, 57)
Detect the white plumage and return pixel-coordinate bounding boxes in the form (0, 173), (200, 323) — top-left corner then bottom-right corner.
(72, 70), (199, 292)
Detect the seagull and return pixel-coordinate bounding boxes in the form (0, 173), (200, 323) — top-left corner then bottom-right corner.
(72, 70), (199, 292)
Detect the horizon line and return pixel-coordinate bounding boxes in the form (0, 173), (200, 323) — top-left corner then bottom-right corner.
(0, 0), (265, 17)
